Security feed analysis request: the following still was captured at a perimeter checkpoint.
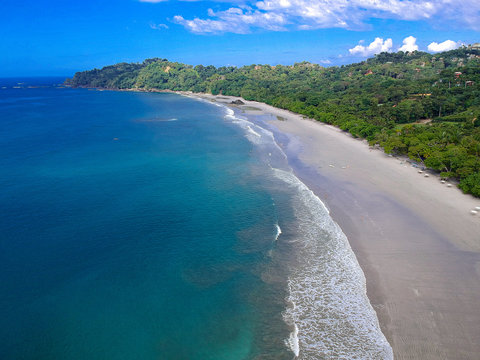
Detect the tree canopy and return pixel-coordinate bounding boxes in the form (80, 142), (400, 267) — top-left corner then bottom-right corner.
(65, 46), (480, 197)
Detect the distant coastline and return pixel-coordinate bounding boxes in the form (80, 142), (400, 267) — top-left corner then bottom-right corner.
(64, 48), (480, 198)
(83, 85), (467, 190)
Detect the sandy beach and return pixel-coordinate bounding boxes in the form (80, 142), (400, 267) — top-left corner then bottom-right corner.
(191, 93), (480, 359)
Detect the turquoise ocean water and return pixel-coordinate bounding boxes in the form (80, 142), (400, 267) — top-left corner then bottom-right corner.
(0, 79), (392, 359)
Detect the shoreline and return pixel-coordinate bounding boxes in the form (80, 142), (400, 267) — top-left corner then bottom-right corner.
(186, 92), (480, 359)
(86, 87), (480, 357)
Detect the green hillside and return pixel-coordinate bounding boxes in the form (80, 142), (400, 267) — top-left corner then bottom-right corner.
(66, 46), (480, 197)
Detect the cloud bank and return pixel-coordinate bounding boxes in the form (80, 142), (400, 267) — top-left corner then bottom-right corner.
(173, 8), (287, 34)
(427, 40), (461, 52)
(162, 0), (480, 34)
(349, 37), (393, 57)
(349, 36), (464, 58)
(348, 36), (420, 57)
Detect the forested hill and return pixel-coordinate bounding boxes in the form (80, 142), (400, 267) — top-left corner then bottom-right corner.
(66, 46), (480, 197)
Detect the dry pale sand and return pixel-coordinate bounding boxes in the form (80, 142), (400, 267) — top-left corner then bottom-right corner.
(190, 93), (480, 359)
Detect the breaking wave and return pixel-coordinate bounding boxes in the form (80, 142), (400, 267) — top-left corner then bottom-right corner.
(221, 102), (393, 359)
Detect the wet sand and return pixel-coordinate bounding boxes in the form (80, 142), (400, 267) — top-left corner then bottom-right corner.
(191, 93), (480, 360)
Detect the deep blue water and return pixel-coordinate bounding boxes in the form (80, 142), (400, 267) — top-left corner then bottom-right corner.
(0, 79), (291, 359)
(0, 78), (392, 359)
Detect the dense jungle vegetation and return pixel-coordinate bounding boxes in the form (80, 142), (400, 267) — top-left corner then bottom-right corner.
(66, 46), (480, 197)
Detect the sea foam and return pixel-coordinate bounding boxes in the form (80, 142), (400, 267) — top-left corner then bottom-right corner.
(220, 103), (393, 359)
(274, 168), (392, 359)
(275, 223), (282, 241)
(209, 104), (393, 359)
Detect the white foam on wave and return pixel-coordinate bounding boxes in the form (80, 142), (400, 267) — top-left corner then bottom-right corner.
(223, 107), (238, 121)
(220, 106), (288, 166)
(275, 223), (282, 241)
(221, 107), (272, 145)
(274, 167), (393, 359)
(207, 99), (393, 359)
(246, 125), (261, 138)
(286, 322), (300, 357)
(137, 117), (178, 123)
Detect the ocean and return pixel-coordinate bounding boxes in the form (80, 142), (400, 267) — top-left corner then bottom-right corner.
(0, 78), (392, 359)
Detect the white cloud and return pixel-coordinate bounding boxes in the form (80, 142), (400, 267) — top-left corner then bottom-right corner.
(256, 0), (438, 27)
(145, 0), (480, 34)
(398, 36), (419, 52)
(173, 7), (287, 34)
(435, 0), (480, 31)
(349, 37), (393, 57)
(427, 40), (461, 52)
(348, 36), (467, 58)
(150, 23), (169, 30)
(173, 15), (232, 33)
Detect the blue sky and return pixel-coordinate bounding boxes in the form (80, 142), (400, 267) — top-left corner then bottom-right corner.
(1, 0), (479, 76)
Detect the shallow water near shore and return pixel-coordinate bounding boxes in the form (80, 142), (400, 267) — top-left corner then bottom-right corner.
(0, 79), (392, 359)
